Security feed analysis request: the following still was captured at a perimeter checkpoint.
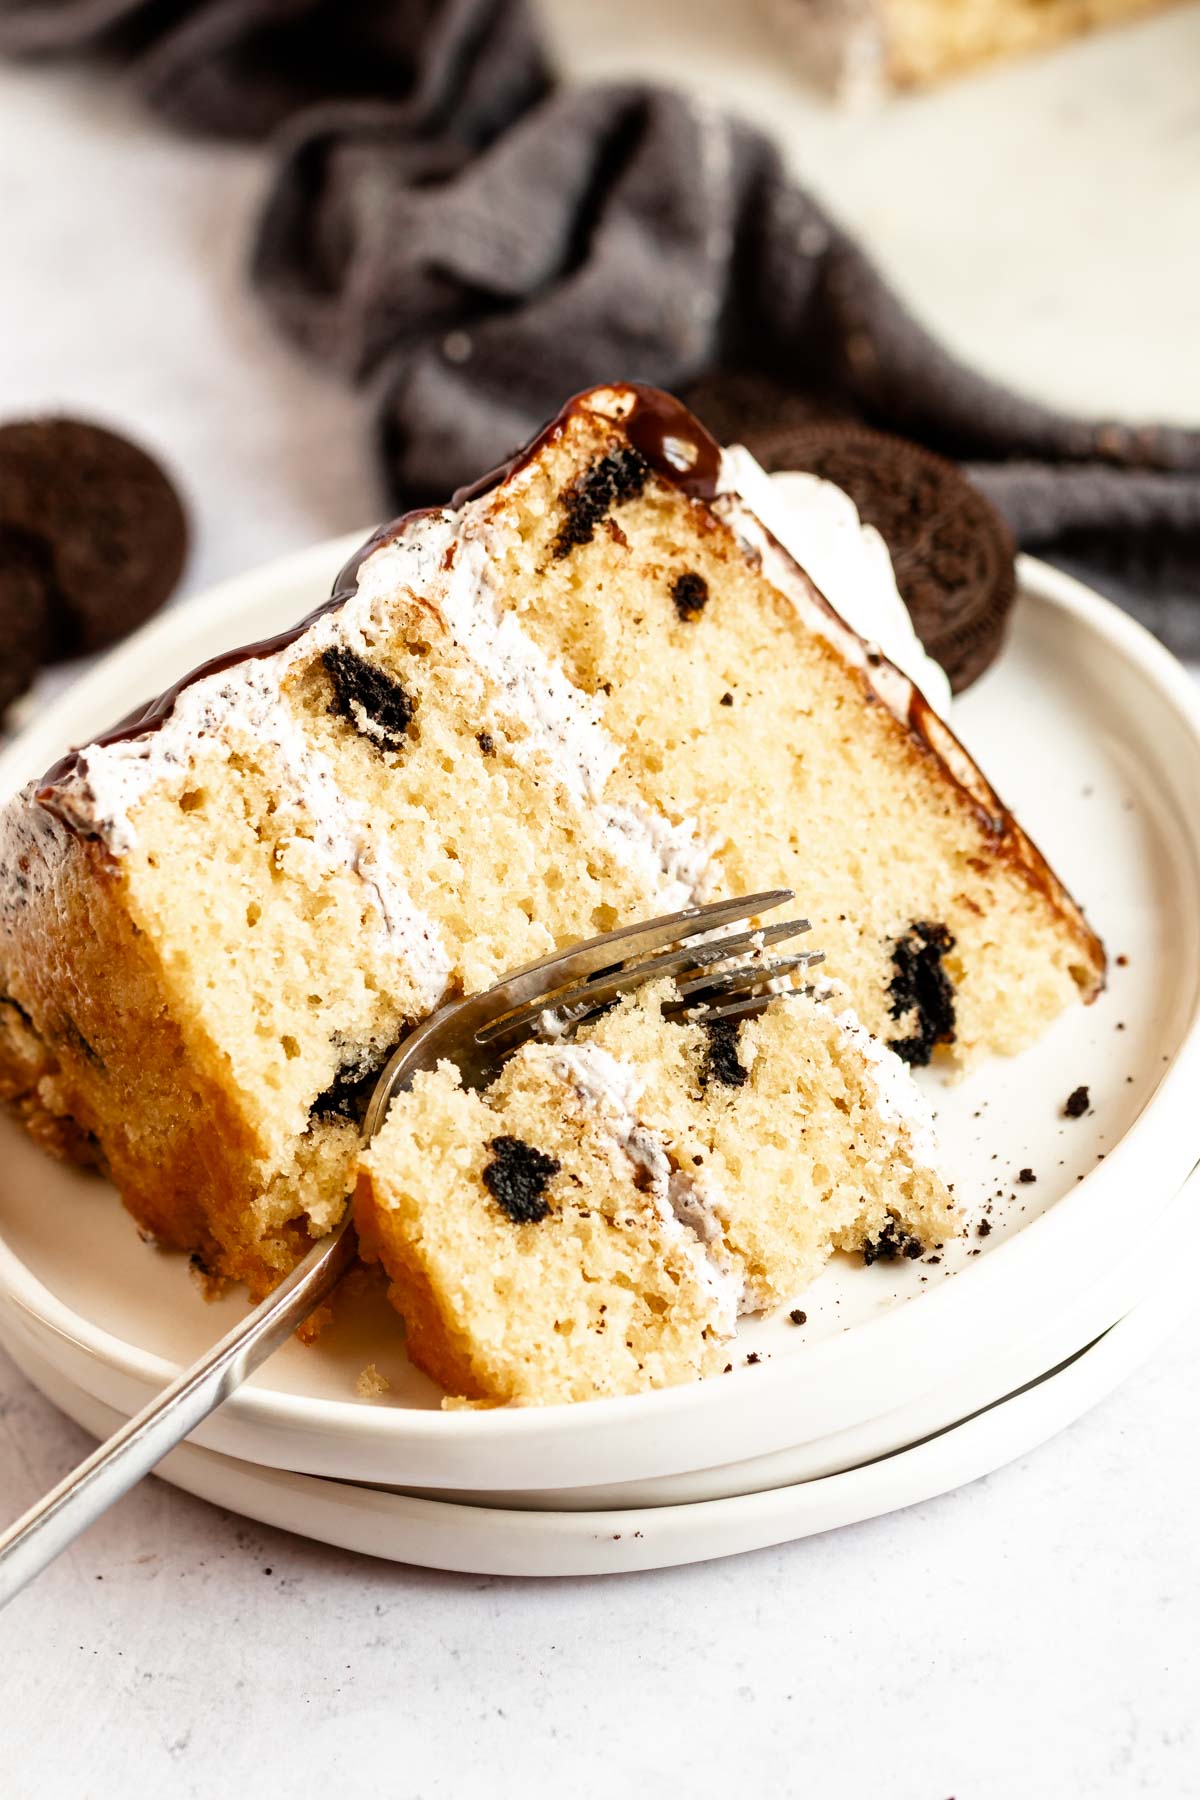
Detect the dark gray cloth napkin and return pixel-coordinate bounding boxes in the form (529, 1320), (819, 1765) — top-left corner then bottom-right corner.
(253, 81), (1200, 650)
(5, 0), (1198, 651)
(0, 0), (551, 143)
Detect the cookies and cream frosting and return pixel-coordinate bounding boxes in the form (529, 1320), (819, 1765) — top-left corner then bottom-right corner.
(16, 389), (960, 1026)
(30, 439), (949, 866)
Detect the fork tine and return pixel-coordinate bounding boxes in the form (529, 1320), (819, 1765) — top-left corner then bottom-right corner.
(476, 916), (813, 1045)
(477, 918), (815, 1046)
(363, 889), (809, 1122)
(684, 985), (818, 1026)
(665, 921), (816, 993)
(486, 888), (794, 1005)
(672, 949), (825, 1002)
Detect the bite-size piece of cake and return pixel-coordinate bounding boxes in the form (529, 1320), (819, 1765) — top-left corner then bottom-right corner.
(358, 984), (953, 1404)
(0, 383), (1103, 1301)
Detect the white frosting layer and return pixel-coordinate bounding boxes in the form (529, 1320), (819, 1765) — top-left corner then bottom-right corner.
(55, 498), (721, 934)
(726, 447), (954, 716)
(547, 1041), (745, 1332)
(358, 517), (721, 912)
(56, 640), (451, 1014)
(827, 997), (942, 1173)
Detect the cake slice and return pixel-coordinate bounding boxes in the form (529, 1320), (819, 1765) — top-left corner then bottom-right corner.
(357, 983), (953, 1404)
(765, 0), (1185, 101)
(0, 383), (1103, 1301)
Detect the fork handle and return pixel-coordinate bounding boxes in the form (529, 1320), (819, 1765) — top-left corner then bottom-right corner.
(0, 1215), (357, 1610)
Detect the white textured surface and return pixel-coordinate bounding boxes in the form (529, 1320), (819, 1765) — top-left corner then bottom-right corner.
(2, 13), (1200, 1798)
(2, 1318), (1198, 1797)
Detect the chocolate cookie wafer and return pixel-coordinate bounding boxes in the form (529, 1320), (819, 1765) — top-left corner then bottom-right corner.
(681, 370), (855, 449)
(749, 424), (1016, 693)
(0, 525), (52, 718)
(0, 417), (187, 663)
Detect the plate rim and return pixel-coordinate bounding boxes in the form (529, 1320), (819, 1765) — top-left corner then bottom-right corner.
(5, 1229), (1193, 1576)
(1, 548), (1199, 1482)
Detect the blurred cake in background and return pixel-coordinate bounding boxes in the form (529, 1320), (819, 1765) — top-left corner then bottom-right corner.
(765, 0), (1186, 100)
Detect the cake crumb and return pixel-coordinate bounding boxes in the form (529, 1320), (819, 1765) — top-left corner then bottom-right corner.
(296, 1301), (335, 1345)
(355, 1363), (390, 1399)
(1017, 1167), (1036, 1185)
(788, 1308), (807, 1326)
(1063, 1085), (1090, 1119)
(187, 1252), (229, 1303)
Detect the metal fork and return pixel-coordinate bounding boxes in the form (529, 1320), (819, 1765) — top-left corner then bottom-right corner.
(0, 889), (818, 1606)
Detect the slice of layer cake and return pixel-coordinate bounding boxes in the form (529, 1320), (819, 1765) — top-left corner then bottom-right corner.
(0, 383), (1103, 1301)
(358, 984), (953, 1404)
(765, 0), (1185, 101)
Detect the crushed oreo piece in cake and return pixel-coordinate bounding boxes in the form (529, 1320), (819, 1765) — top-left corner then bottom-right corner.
(311, 1042), (393, 1124)
(720, 691), (733, 706)
(1063, 1085), (1090, 1119)
(886, 921), (957, 1065)
(322, 646), (415, 748)
(476, 731), (496, 757)
(670, 571), (709, 620)
(699, 1017), (749, 1089)
(862, 1216), (924, 1265)
(552, 448), (649, 558)
(483, 1135), (560, 1224)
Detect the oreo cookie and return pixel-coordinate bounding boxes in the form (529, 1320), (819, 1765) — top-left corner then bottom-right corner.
(747, 424), (1016, 694)
(682, 370), (853, 451)
(0, 526), (53, 717)
(0, 417), (187, 716)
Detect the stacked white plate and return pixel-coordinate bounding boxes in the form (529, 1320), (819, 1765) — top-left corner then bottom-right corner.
(1, 550), (1197, 1575)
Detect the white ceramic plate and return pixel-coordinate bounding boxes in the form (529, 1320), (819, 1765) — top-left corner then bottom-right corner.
(1, 551), (1199, 1492)
(5, 1225), (1194, 1577)
(403, 1157), (1200, 1507)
